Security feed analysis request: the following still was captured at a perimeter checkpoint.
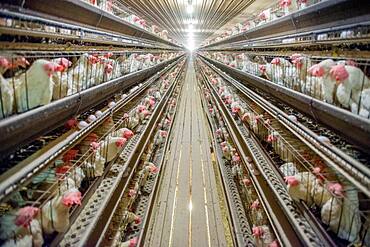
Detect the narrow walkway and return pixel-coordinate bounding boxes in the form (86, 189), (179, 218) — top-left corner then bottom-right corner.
(145, 58), (230, 247)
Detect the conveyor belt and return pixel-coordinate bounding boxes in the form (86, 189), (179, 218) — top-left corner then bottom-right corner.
(144, 58), (231, 246)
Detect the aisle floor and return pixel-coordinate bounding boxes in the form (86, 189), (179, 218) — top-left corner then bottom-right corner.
(145, 59), (230, 247)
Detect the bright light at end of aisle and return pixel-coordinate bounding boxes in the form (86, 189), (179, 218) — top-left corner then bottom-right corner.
(186, 4), (194, 14)
(188, 24), (194, 32)
(187, 39), (195, 52)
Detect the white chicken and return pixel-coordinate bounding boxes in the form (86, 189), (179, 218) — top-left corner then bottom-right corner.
(118, 237), (138, 247)
(0, 207), (40, 243)
(308, 59), (337, 103)
(137, 162), (159, 188)
(51, 57), (72, 100)
(321, 187), (361, 242)
(2, 235), (34, 247)
(279, 162), (299, 176)
(279, 0), (298, 15)
(129, 54), (142, 73)
(94, 136), (127, 176)
(358, 88), (370, 117)
(220, 141), (233, 161)
(14, 219), (44, 247)
(0, 73), (14, 118)
(39, 188), (81, 234)
(111, 127), (135, 139)
(154, 130), (168, 146)
(14, 59), (60, 113)
(285, 172), (317, 206)
(331, 64), (370, 111)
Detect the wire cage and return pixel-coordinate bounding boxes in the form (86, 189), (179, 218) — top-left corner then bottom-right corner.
(0, 51), (180, 119)
(202, 65), (370, 246)
(206, 0), (323, 45)
(205, 51), (370, 120)
(80, 0), (168, 39)
(0, 63), (182, 246)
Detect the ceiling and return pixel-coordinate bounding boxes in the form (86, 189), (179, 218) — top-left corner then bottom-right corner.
(120, 0), (258, 49)
(205, 0), (275, 44)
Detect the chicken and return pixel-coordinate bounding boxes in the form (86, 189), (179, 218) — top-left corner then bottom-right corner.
(136, 104), (151, 122)
(0, 206), (39, 241)
(310, 181), (333, 207)
(331, 64), (370, 110)
(270, 57), (294, 85)
(0, 72), (14, 118)
(321, 187), (361, 242)
(279, 0), (298, 15)
(39, 188), (81, 234)
(285, 172), (317, 206)
(14, 59), (60, 113)
(137, 162), (159, 188)
(258, 8), (277, 24)
(308, 59), (337, 103)
(359, 88), (370, 117)
(99, 0), (113, 12)
(2, 235), (34, 247)
(230, 101), (245, 118)
(252, 225), (274, 246)
(279, 162), (299, 176)
(118, 237), (138, 247)
(251, 200), (265, 226)
(142, 54), (155, 69)
(51, 57), (72, 100)
(126, 211), (142, 225)
(154, 130), (168, 146)
(291, 54), (312, 82)
(129, 54), (141, 73)
(15, 219), (43, 247)
(125, 112), (140, 130)
(68, 166), (85, 188)
(79, 133), (98, 154)
(68, 54), (100, 95)
(220, 141), (232, 161)
(94, 137), (127, 176)
(111, 127), (135, 139)
(143, 96), (156, 110)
